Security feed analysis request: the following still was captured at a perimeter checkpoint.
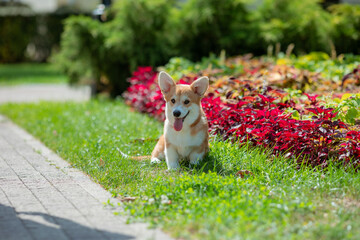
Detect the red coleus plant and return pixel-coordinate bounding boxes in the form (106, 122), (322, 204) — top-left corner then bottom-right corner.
(123, 67), (360, 169)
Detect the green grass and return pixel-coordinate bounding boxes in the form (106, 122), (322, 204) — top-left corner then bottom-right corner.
(0, 100), (359, 240)
(0, 63), (67, 85)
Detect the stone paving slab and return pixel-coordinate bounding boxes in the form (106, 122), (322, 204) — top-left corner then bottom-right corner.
(0, 115), (172, 240)
(0, 84), (91, 103)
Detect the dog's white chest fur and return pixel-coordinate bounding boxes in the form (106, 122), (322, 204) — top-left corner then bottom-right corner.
(165, 120), (205, 158)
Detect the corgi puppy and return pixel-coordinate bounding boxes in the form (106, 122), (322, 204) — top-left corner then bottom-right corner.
(120, 71), (209, 170)
(151, 71), (210, 169)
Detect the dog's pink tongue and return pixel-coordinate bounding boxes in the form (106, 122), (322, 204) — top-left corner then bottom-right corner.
(174, 118), (183, 131)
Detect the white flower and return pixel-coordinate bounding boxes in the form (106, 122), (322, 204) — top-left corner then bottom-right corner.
(148, 198), (155, 204)
(160, 195), (169, 204)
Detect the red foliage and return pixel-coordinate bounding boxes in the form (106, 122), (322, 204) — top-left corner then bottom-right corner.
(123, 67), (165, 121)
(123, 67), (360, 168)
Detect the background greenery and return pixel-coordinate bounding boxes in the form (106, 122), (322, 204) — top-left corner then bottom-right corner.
(53, 0), (175, 96)
(53, 0), (360, 96)
(0, 16), (36, 63)
(0, 13), (79, 63)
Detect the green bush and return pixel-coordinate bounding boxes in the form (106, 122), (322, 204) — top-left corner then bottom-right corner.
(106, 0), (175, 69)
(255, 0), (334, 54)
(54, 0), (175, 96)
(53, 16), (104, 86)
(174, 0), (253, 60)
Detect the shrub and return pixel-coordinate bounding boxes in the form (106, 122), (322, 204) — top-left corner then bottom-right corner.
(106, 0), (175, 69)
(53, 16), (104, 86)
(54, 0), (175, 96)
(104, 0), (175, 96)
(255, 0), (333, 54)
(174, 0), (253, 60)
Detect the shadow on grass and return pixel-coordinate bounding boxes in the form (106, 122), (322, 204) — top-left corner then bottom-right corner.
(179, 152), (234, 176)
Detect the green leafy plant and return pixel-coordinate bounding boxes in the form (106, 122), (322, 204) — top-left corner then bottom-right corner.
(332, 94), (360, 125)
(277, 53), (360, 84)
(161, 52), (244, 79)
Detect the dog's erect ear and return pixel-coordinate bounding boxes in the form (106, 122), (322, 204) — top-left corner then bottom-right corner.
(191, 76), (209, 97)
(158, 71), (176, 94)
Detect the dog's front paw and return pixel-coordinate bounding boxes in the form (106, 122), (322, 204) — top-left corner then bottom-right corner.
(190, 152), (205, 165)
(167, 161), (180, 170)
(190, 159), (200, 165)
(150, 157), (162, 164)
(165, 147), (180, 170)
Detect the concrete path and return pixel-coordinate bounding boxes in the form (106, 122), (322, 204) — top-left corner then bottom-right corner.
(0, 85), (172, 240)
(0, 84), (91, 103)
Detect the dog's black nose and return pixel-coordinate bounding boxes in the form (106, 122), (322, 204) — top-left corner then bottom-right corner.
(173, 110), (181, 117)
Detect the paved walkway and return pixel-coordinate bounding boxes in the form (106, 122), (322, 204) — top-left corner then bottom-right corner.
(0, 84), (91, 103)
(0, 85), (172, 240)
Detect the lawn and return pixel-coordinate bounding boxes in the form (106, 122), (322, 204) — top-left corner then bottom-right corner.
(1, 100), (359, 239)
(0, 63), (67, 85)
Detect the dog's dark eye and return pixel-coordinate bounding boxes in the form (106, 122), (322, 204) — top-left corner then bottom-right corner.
(184, 100), (190, 104)
(171, 99), (175, 103)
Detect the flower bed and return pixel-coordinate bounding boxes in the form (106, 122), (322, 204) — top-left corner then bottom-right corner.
(123, 56), (360, 168)
(162, 54), (360, 94)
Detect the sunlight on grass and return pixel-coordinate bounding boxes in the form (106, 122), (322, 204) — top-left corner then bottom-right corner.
(0, 63), (67, 85)
(0, 100), (359, 240)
